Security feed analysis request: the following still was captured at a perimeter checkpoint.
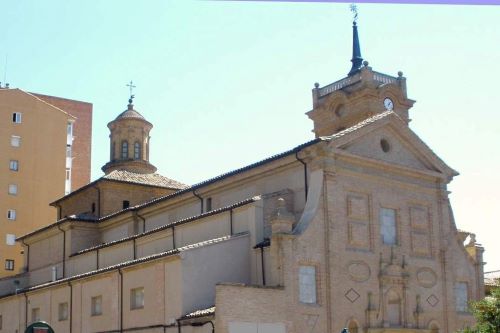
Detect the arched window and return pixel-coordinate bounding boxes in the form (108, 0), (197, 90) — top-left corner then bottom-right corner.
(134, 142), (141, 159)
(386, 289), (401, 327)
(348, 320), (359, 333)
(121, 141), (129, 159)
(429, 322), (439, 333)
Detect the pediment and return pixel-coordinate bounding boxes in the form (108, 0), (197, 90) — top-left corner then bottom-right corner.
(327, 112), (458, 180)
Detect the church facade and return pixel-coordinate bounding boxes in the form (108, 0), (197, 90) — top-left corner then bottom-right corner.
(0, 22), (483, 333)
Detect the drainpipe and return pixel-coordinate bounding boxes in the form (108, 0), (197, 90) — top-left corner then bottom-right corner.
(21, 239), (30, 272)
(132, 239), (137, 259)
(191, 321), (215, 333)
(134, 210), (146, 233)
(295, 151), (308, 201)
(94, 186), (102, 217)
(260, 247), (266, 286)
(118, 269), (123, 333)
(193, 189), (203, 214)
(177, 319), (182, 333)
(172, 226), (176, 249)
(229, 209), (233, 235)
(68, 281), (73, 333)
(24, 292), (28, 328)
(57, 224), (66, 278)
(96, 249), (100, 269)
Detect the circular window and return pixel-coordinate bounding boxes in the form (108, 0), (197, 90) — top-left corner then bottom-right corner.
(335, 105), (346, 117)
(380, 139), (391, 152)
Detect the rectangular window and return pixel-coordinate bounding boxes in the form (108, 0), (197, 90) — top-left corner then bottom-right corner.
(0, 314), (2, 329)
(6, 234), (16, 246)
(130, 287), (144, 310)
(8, 184), (18, 195)
(31, 307), (40, 322)
(66, 145), (72, 158)
(66, 169), (71, 180)
(7, 209), (16, 220)
(380, 208), (397, 245)
(67, 122), (73, 136)
(455, 282), (469, 312)
(5, 259), (14, 270)
(58, 302), (68, 321)
(12, 112), (22, 123)
(122, 200), (130, 209)
(9, 160), (19, 171)
(206, 197), (212, 212)
(299, 265), (317, 304)
(91, 295), (102, 316)
(10, 135), (21, 147)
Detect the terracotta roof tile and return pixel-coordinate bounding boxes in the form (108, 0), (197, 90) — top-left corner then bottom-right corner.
(103, 169), (187, 189)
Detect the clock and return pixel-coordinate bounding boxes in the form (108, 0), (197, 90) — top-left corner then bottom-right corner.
(383, 98), (394, 111)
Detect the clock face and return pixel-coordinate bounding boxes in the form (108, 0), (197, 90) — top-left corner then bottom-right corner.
(384, 98), (394, 111)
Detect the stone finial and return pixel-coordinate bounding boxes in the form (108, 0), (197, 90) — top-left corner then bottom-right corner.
(314, 82), (320, 88)
(363, 60), (369, 67)
(466, 233), (477, 247)
(270, 198), (295, 234)
(397, 71), (404, 78)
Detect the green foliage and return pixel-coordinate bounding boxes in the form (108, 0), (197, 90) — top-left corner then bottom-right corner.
(460, 283), (500, 333)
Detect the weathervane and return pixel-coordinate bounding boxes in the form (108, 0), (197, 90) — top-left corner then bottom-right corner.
(350, 4), (358, 24)
(126, 80), (136, 104)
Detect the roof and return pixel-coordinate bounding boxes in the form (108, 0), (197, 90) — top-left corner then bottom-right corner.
(485, 270), (500, 285)
(69, 197), (260, 256)
(179, 306), (215, 320)
(50, 169), (187, 206)
(103, 169), (188, 189)
(7, 233), (247, 298)
(115, 107), (145, 120)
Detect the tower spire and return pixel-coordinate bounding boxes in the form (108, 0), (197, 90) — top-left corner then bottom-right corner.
(348, 4), (363, 76)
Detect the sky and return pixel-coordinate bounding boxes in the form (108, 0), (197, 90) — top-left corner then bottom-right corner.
(1, 1), (499, 271)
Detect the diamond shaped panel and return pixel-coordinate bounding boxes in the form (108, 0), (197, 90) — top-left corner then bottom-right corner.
(427, 294), (439, 307)
(345, 288), (360, 303)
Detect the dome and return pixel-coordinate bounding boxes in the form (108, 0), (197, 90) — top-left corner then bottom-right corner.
(115, 104), (145, 120)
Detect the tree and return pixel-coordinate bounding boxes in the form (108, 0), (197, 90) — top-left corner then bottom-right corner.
(461, 283), (500, 333)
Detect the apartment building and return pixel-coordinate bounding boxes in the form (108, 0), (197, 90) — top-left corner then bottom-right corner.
(0, 87), (92, 277)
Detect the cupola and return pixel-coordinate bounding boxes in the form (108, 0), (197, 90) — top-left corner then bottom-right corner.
(101, 96), (157, 174)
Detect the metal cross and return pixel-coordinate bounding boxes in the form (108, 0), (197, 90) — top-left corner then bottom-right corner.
(350, 4), (358, 23)
(126, 80), (136, 97)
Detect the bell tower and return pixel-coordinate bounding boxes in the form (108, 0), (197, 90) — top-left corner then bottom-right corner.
(101, 94), (157, 175)
(307, 10), (415, 138)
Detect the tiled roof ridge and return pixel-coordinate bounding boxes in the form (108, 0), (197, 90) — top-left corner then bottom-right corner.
(103, 169), (188, 189)
(179, 306), (216, 320)
(70, 197), (261, 256)
(321, 110), (396, 140)
(7, 233), (248, 298)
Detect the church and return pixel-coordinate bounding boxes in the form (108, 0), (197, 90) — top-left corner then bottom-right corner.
(0, 18), (483, 333)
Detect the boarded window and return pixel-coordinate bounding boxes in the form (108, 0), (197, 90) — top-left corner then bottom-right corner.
(91, 295), (102, 316)
(380, 208), (397, 245)
(31, 307), (40, 322)
(299, 265), (317, 304)
(455, 282), (468, 312)
(58, 302), (68, 321)
(130, 287), (144, 309)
